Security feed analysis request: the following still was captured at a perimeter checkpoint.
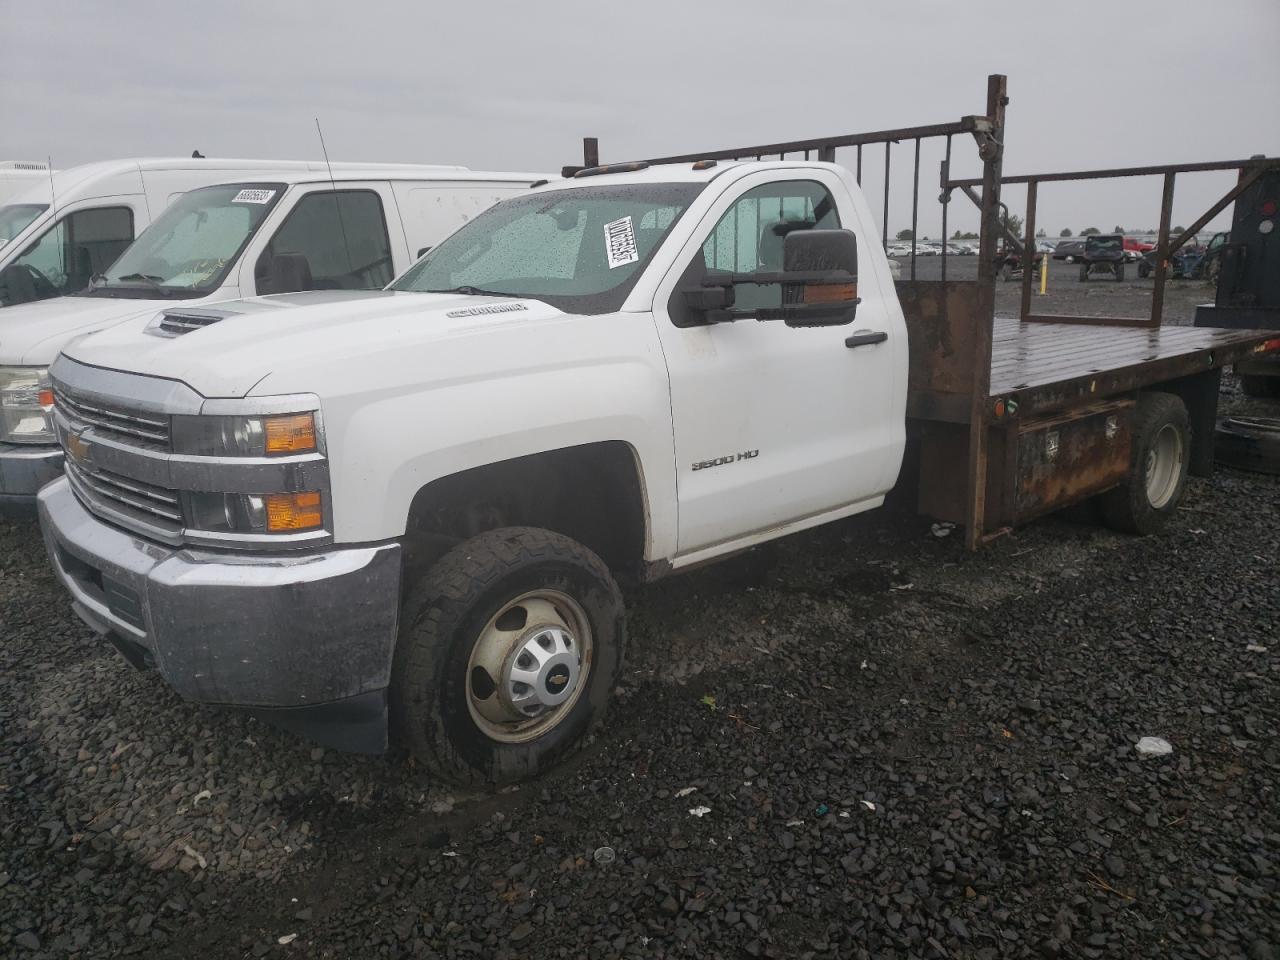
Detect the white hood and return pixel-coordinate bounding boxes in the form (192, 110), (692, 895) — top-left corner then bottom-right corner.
(0, 295), (177, 366)
(60, 290), (568, 398)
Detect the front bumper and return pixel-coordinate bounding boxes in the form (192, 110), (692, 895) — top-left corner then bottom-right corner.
(0, 443), (63, 506)
(37, 477), (402, 752)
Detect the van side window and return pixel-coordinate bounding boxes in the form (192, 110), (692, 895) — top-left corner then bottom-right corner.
(256, 190), (393, 294)
(0, 206), (134, 306)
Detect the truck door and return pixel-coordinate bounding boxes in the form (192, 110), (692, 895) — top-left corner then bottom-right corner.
(651, 170), (903, 557)
(243, 183), (402, 296)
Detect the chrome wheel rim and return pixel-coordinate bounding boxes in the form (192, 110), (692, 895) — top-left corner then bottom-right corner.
(1145, 423), (1184, 509)
(466, 589), (592, 744)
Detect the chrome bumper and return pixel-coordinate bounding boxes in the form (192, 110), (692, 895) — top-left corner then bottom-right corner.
(38, 478), (402, 747)
(0, 443), (63, 504)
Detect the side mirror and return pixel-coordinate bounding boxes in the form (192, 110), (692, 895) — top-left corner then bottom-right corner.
(681, 285), (733, 314)
(681, 229), (859, 327)
(416, 246), (432, 259)
(263, 252), (313, 295)
(776, 229), (859, 327)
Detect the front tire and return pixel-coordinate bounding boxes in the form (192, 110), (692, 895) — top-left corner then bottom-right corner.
(1100, 392), (1190, 535)
(1079, 264), (1089, 281)
(1115, 263), (1126, 282)
(391, 527), (625, 786)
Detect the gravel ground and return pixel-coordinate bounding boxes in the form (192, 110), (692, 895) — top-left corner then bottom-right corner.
(2, 307), (1277, 959)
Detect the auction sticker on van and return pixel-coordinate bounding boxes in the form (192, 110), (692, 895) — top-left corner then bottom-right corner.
(604, 216), (639, 269)
(232, 189), (276, 204)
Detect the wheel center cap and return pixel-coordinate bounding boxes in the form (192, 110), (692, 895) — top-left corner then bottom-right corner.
(504, 626), (581, 714)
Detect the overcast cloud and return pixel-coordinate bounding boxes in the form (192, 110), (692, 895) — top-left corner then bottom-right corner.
(3, 0), (1278, 238)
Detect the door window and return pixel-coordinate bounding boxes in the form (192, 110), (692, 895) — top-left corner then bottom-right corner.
(0, 206), (134, 305)
(256, 190), (393, 294)
(696, 180), (840, 312)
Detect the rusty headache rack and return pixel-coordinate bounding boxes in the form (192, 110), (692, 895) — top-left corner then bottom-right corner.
(579, 75), (1280, 551)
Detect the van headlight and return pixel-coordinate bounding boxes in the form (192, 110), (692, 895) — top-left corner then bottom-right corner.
(0, 366), (55, 444)
(171, 412), (318, 457)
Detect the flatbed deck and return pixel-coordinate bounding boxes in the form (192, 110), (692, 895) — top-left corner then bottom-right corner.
(988, 318), (1278, 416)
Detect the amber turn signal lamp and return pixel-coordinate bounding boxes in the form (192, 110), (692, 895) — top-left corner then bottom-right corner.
(38, 389), (54, 408)
(802, 282), (858, 304)
(264, 413), (317, 454)
(265, 491), (323, 531)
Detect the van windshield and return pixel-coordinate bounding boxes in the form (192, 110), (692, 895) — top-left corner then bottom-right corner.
(81, 183), (285, 300)
(391, 182), (704, 314)
(0, 203), (47, 248)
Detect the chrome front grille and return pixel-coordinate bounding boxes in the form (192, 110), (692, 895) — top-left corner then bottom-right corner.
(54, 388), (170, 449)
(64, 459), (183, 541)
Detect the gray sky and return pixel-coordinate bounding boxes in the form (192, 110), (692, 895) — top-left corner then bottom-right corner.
(3, 0), (1278, 239)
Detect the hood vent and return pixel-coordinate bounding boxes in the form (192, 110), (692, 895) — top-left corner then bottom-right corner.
(149, 307), (237, 338)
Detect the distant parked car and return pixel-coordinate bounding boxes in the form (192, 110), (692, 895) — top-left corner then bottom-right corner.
(1054, 238), (1086, 262)
(1079, 234), (1126, 281)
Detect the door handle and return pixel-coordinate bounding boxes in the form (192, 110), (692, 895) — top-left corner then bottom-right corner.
(845, 330), (888, 348)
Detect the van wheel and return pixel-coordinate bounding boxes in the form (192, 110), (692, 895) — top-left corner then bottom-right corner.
(1100, 393), (1190, 535)
(391, 527), (624, 786)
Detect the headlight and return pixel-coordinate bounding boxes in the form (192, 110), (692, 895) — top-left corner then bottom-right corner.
(171, 412), (318, 457)
(0, 366), (55, 444)
(185, 490), (324, 535)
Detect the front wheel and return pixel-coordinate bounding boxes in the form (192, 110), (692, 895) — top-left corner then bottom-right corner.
(391, 527), (625, 785)
(1079, 264), (1089, 281)
(1115, 264), (1126, 282)
(1099, 392), (1190, 535)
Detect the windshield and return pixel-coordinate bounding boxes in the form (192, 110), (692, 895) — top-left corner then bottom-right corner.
(391, 182), (705, 314)
(1087, 236), (1122, 253)
(0, 203), (47, 248)
(82, 182), (285, 300)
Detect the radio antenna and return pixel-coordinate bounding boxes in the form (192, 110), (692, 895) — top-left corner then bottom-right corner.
(315, 118), (353, 277)
(135, 161), (153, 221)
(46, 156), (57, 220)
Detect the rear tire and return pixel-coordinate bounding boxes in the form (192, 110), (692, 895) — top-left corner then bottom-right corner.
(1240, 374), (1280, 399)
(1100, 392), (1190, 535)
(1079, 264), (1089, 281)
(391, 527), (625, 786)
(1138, 260), (1152, 279)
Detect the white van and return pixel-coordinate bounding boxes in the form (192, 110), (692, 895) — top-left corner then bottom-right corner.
(0, 156), (504, 309)
(0, 165), (548, 504)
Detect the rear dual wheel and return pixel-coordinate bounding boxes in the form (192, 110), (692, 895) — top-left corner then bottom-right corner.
(391, 527), (624, 785)
(1100, 392), (1190, 535)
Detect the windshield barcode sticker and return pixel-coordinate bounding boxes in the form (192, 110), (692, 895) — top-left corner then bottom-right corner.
(232, 189), (275, 204)
(604, 216), (639, 269)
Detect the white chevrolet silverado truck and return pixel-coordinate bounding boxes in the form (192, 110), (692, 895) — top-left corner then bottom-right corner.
(36, 145), (1279, 785)
(39, 159), (901, 782)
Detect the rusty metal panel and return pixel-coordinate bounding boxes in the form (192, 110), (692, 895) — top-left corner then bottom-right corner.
(916, 422), (1011, 526)
(1011, 400), (1134, 523)
(899, 281), (983, 421)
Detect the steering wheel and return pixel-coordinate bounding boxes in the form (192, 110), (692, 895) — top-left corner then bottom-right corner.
(21, 264), (57, 296)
